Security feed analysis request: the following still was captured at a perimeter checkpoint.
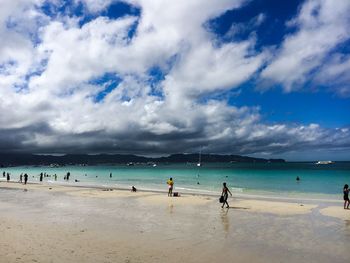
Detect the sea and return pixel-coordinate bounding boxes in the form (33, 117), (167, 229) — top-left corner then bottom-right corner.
(1, 162), (349, 200)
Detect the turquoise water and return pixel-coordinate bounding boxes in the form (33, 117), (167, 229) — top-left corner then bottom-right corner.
(1, 162), (349, 199)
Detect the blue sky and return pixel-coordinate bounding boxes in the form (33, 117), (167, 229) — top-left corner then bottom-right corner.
(0, 0), (349, 160)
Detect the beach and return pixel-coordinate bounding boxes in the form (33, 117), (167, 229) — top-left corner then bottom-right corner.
(0, 182), (349, 263)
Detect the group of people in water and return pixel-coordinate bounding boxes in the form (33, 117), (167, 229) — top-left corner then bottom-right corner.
(2, 171), (67, 184)
(3, 171), (28, 184)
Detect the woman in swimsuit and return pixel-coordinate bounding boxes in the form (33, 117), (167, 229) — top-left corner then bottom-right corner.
(221, 182), (232, 208)
(343, 184), (349, 209)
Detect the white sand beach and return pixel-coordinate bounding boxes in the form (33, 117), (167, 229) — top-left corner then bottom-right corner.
(0, 182), (349, 263)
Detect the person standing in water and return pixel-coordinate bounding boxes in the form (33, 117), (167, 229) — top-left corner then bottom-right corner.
(40, 173), (43, 182)
(221, 182), (232, 208)
(343, 184), (349, 209)
(167, 178), (174, 197)
(6, 173), (10, 182)
(19, 173), (23, 183)
(110, 173), (112, 178)
(24, 173), (28, 185)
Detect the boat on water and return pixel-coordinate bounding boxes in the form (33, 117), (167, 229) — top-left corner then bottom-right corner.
(315, 161), (334, 165)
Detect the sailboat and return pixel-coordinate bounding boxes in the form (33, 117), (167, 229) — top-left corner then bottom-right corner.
(197, 150), (202, 167)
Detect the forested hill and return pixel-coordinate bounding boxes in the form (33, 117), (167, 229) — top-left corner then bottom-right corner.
(0, 153), (285, 166)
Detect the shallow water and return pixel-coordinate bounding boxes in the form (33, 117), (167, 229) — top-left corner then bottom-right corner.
(1, 162), (349, 199)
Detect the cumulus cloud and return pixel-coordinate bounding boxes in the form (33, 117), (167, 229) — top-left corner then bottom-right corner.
(0, 0), (349, 160)
(261, 0), (350, 92)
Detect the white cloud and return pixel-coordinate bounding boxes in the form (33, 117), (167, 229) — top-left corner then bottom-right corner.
(314, 53), (350, 96)
(0, 0), (349, 159)
(224, 12), (265, 40)
(261, 0), (350, 92)
(77, 0), (117, 13)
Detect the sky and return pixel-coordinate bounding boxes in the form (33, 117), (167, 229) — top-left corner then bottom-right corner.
(0, 0), (349, 161)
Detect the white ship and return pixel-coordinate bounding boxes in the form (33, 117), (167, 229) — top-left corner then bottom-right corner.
(315, 161), (334, 165)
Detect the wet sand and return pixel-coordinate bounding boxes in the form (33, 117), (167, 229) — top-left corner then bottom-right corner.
(0, 182), (349, 263)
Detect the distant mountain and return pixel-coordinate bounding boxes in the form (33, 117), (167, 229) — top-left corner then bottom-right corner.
(0, 153), (285, 166)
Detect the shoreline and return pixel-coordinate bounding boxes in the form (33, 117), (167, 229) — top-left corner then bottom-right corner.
(0, 179), (342, 204)
(1, 162), (348, 202)
(0, 179), (343, 204)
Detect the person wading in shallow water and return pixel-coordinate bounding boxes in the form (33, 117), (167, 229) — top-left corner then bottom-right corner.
(24, 173), (28, 185)
(221, 182), (232, 208)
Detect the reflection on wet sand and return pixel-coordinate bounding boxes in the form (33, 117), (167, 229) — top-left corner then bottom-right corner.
(168, 204), (174, 214)
(220, 208), (229, 237)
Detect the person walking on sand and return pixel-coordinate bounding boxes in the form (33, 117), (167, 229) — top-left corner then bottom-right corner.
(40, 172), (43, 182)
(343, 184), (349, 209)
(6, 173), (10, 182)
(167, 177), (174, 197)
(221, 182), (232, 208)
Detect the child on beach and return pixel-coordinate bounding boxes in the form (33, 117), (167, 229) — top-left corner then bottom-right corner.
(221, 182), (232, 208)
(167, 178), (174, 197)
(343, 184), (349, 209)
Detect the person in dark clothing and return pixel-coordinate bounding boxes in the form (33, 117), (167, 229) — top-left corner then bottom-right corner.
(24, 173), (28, 185)
(344, 184), (349, 209)
(6, 173), (10, 182)
(110, 173), (112, 178)
(19, 174), (23, 183)
(66, 172), (70, 180)
(221, 182), (232, 208)
(40, 173), (43, 182)
(2, 171), (5, 177)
